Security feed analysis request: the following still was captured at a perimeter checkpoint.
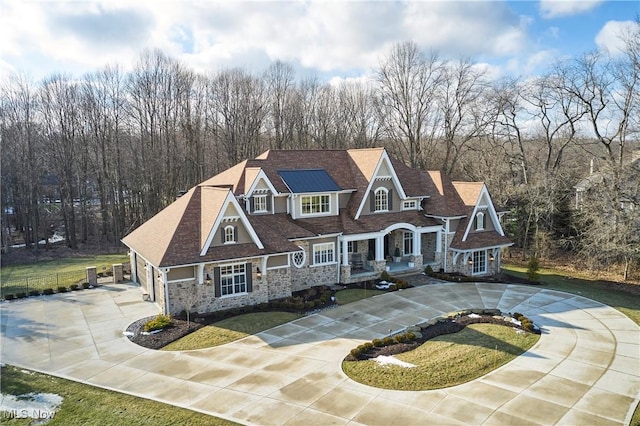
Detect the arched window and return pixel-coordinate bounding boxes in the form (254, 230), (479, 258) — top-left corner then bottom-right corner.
(475, 212), (485, 231)
(224, 225), (236, 243)
(374, 188), (389, 212)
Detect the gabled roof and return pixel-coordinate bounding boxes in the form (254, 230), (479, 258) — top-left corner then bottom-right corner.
(452, 182), (484, 207)
(423, 171), (468, 217)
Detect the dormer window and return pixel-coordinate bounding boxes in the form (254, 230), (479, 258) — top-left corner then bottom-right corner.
(374, 188), (389, 212)
(301, 194), (330, 215)
(223, 225), (237, 244)
(475, 212), (485, 231)
(254, 195), (267, 213)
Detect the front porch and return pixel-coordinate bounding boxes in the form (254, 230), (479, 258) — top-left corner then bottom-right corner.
(347, 259), (420, 281)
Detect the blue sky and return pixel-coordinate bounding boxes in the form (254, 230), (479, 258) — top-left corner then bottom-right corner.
(0, 0), (637, 83)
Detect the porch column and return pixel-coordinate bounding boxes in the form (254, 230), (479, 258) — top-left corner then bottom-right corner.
(341, 237), (349, 265)
(129, 251), (137, 283)
(435, 230), (442, 253)
(375, 236), (384, 261)
(413, 232), (421, 255)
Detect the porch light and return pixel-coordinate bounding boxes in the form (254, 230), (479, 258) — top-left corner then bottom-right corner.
(205, 274), (212, 286)
(256, 267), (262, 279)
(489, 253), (495, 262)
(468, 258), (472, 265)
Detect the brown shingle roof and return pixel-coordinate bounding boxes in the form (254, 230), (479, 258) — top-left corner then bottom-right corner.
(123, 148), (510, 268)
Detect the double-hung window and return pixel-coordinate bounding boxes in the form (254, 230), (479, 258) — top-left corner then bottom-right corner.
(254, 195), (267, 213)
(224, 225), (236, 244)
(313, 242), (335, 265)
(220, 264), (247, 295)
(301, 194), (330, 215)
(403, 232), (413, 255)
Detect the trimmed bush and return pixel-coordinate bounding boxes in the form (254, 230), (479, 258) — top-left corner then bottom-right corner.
(350, 347), (363, 359)
(380, 270), (392, 282)
(362, 342), (374, 351)
(527, 256), (540, 282)
(372, 338), (384, 347)
(405, 331), (416, 341)
(425, 265), (434, 275)
(394, 334), (407, 343)
(4, 294), (15, 300)
(382, 336), (394, 346)
(57, 286), (67, 293)
(16, 292), (27, 299)
(143, 314), (172, 332)
(29, 290), (40, 297)
(82, 282), (91, 289)
(43, 288), (54, 295)
(69, 284), (80, 291)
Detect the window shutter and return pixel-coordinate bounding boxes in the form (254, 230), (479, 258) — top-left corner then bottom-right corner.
(220, 228), (225, 244)
(388, 189), (393, 210)
(213, 267), (221, 297)
(234, 226), (238, 242)
(246, 262), (253, 292)
(266, 196), (272, 212)
(250, 197), (255, 213)
(353, 241), (358, 252)
(370, 190), (375, 211)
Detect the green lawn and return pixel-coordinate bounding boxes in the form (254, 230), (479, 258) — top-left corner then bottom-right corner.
(334, 288), (386, 305)
(0, 364), (238, 426)
(342, 323), (539, 390)
(502, 264), (640, 325)
(1, 254), (130, 282)
(162, 311), (302, 351)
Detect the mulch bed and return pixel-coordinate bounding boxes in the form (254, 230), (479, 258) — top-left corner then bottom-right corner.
(126, 316), (205, 350)
(354, 314), (532, 360)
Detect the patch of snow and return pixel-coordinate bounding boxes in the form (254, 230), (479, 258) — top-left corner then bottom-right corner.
(468, 313), (481, 319)
(141, 329), (162, 335)
(122, 331), (134, 337)
(373, 355), (416, 368)
(375, 281), (392, 290)
(0, 392), (62, 422)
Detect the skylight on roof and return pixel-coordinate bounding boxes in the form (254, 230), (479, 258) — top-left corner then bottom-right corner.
(278, 169), (341, 193)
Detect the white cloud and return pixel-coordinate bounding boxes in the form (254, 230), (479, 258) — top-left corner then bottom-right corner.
(539, 0), (603, 19)
(596, 20), (637, 56)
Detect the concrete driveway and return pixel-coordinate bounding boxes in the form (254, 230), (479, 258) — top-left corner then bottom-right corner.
(1, 280), (639, 425)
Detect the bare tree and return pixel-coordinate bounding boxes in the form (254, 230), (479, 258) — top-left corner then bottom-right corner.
(375, 41), (443, 168)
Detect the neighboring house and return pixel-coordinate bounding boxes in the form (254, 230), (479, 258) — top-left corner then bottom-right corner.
(122, 148), (512, 315)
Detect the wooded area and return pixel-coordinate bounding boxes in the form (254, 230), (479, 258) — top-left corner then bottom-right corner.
(1, 23), (638, 279)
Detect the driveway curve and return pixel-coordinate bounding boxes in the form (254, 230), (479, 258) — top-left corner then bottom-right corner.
(1, 280), (639, 425)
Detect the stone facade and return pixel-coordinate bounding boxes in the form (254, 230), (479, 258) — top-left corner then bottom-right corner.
(265, 267), (292, 300)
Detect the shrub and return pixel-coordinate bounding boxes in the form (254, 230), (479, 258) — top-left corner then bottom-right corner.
(372, 338), (384, 347)
(69, 284), (79, 291)
(380, 270), (392, 282)
(82, 282), (91, 289)
(395, 280), (409, 289)
(382, 336), (394, 346)
(425, 265), (434, 275)
(527, 255), (540, 282)
(57, 286), (67, 293)
(4, 294), (15, 300)
(144, 314), (172, 332)
(16, 292), (27, 299)
(362, 342), (374, 351)
(29, 290), (40, 297)
(350, 347), (363, 359)
(394, 334), (407, 343)
(43, 288), (54, 295)
(405, 331), (416, 341)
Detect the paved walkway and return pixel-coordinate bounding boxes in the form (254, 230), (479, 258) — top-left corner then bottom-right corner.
(1, 281), (639, 425)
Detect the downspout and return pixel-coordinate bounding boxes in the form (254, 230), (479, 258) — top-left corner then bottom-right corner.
(441, 219), (449, 272)
(160, 269), (169, 314)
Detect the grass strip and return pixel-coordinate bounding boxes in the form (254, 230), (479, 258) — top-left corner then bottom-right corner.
(342, 323), (539, 391)
(0, 364), (238, 426)
(334, 288), (386, 305)
(162, 311), (301, 351)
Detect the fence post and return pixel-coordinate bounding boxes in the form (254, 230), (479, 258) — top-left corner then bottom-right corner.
(86, 267), (97, 287)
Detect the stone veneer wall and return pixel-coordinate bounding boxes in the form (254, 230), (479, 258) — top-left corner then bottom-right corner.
(421, 233), (437, 262)
(265, 267), (292, 300)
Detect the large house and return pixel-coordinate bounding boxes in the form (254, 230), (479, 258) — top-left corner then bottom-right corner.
(122, 148), (512, 315)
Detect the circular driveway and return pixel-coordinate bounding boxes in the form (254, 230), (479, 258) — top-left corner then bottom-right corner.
(1, 280), (639, 425)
